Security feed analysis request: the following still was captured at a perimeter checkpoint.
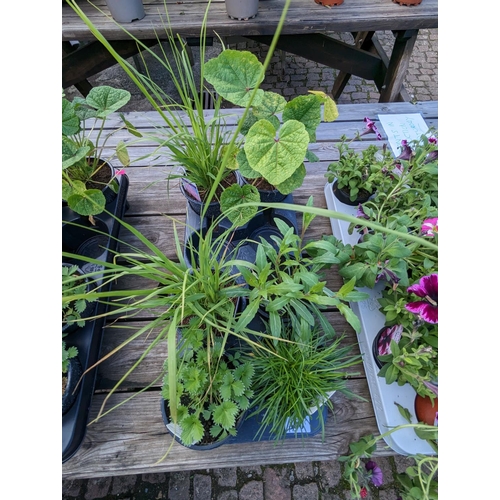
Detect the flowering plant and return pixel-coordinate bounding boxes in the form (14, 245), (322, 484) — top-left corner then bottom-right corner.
(340, 421), (438, 499)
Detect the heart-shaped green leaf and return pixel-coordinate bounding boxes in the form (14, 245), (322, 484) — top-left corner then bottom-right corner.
(245, 119), (309, 186)
(62, 99), (81, 136)
(204, 50), (264, 108)
(283, 94), (322, 141)
(85, 86), (131, 118)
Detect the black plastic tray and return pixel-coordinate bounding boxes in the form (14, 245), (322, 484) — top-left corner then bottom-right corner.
(62, 174), (129, 463)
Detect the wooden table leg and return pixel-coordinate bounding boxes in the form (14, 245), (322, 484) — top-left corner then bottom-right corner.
(331, 31), (375, 100)
(379, 30), (418, 103)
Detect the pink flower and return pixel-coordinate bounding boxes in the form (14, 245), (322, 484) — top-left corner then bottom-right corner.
(405, 274), (438, 324)
(421, 217), (438, 237)
(360, 487), (368, 498)
(115, 169), (126, 176)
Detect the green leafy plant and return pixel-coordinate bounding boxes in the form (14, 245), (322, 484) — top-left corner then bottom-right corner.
(162, 339), (254, 446)
(204, 50), (339, 196)
(246, 321), (363, 442)
(235, 197), (369, 338)
(325, 138), (392, 202)
(62, 340), (78, 374)
(62, 264), (95, 329)
(62, 85), (132, 216)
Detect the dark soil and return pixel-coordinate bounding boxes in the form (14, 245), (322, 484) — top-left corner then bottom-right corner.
(86, 160), (113, 190)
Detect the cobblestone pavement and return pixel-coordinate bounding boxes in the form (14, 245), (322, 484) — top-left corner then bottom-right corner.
(62, 29), (437, 500)
(63, 455), (420, 499)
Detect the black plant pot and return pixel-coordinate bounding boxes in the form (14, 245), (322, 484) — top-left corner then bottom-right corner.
(332, 180), (373, 206)
(62, 356), (83, 415)
(180, 182), (222, 218)
(372, 325), (403, 369)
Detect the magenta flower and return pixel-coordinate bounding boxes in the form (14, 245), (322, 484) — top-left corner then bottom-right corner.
(429, 136), (438, 145)
(405, 274), (438, 324)
(359, 117), (383, 140)
(376, 325), (403, 356)
(365, 461), (383, 487)
(115, 169), (126, 176)
(421, 217), (438, 237)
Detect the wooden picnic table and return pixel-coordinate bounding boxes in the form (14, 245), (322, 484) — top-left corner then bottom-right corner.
(62, 0), (438, 102)
(62, 100), (438, 479)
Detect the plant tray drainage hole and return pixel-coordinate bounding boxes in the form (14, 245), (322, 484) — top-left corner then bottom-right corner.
(76, 235), (109, 260)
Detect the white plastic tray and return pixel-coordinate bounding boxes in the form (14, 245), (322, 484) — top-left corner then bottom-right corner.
(324, 181), (436, 456)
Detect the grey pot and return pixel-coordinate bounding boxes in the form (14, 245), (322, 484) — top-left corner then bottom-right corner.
(225, 0), (259, 20)
(105, 0), (145, 23)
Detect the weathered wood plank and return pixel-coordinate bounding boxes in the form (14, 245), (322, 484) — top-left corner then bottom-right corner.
(62, 378), (398, 479)
(63, 0), (438, 41)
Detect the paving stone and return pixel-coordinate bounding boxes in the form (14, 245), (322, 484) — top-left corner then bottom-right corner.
(62, 478), (85, 497)
(214, 467), (238, 487)
(293, 483), (319, 500)
(393, 456), (416, 474)
(218, 491), (239, 500)
(378, 489), (401, 500)
(111, 475), (138, 495)
(294, 462), (314, 480)
(142, 473), (166, 485)
(319, 461), (342, 490)
(84, 477), (112, 500)
(193, 474), (211, 500)
(240, 480), (264, 500)
(240, 466), (263, 478)
(167, 471), (190, 500)
(263, 468), (291, 500)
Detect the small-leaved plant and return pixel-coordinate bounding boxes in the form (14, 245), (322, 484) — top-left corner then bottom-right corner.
(325, 138), (392, 202)
(62, 85), (132, 216)
(161, 334), (254, 446)
(62, 340), (78, 374)
(247, 321), (363, 442)
(62, 264), (95, 329)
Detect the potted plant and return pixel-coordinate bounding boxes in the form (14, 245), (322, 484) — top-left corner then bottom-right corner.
(62, 340), (82, 415)
(235, 198), (369, 338)
(204, 49), (340, 203)
(62, 263), (96, 334)
(245, 319), (363, 442)
(62, 85), (132, 217)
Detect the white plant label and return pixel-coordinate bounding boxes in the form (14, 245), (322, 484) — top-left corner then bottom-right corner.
(377, 113), (430, 156)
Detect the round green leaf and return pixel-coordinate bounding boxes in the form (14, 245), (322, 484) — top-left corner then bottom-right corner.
(283, 94), (322, 142)
(62, 99), (81, 136)
(67, 189), (106, 216)
(236, 150), (260, 179)
(245, 119), (309, 186)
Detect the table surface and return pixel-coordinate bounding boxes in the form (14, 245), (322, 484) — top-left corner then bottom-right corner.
(62, 100), (438, 479)
(62, 0), (438, 41)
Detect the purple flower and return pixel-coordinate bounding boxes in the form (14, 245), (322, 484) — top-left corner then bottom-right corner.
(358, 117), (383, 140)
(375, 263), (400, 286)
(405, 274), (438, 324)
(396, 140), (413, 161)
(365, 460), (383, 487)
(421, 217), (438, 237)
(423, 380), (439, 397)
(376, 325), (403, 356)
(429, 136), (438, 144)
(424, 150), (438, 164)
(356, 204), (369, 219)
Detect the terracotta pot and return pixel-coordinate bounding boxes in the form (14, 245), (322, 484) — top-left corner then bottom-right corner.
(314, 0), (344, 6)
(414, 394), (438, 426)
(392, 0), (422, 5)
